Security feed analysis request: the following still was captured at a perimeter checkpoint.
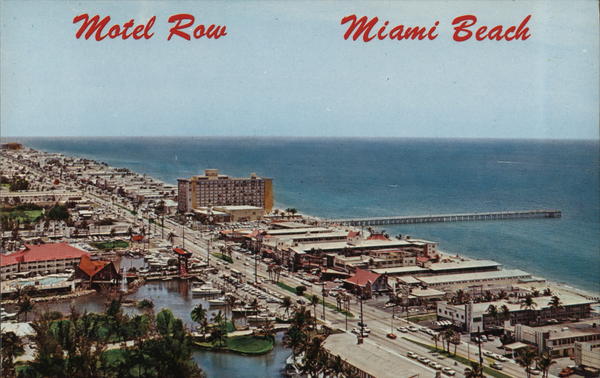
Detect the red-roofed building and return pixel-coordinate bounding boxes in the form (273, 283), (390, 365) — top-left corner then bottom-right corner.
(1, 243), (89, 280)
(367, 232), (389, 241)
(344, 268), (388, 298)
(74, 255), (120, 286)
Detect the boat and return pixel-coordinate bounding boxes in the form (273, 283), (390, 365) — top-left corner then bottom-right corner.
(208, 297), (227, 306)
(191, 282), (222, 296)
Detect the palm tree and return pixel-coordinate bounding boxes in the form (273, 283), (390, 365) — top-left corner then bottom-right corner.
(487, 304), (499, 326)
(310, 294), (319, 323)
(1, 331), (24, 377)
(501, 304), (511, 323)
(548, 295), (563, 318)
(190, 304), (207, 336)
(516, 348), (537, 378)
(536, 351), (555, 378)
(280, 296), (293, 318)
(542, 288), (552, 296)
(225, 294), (237, 325)
(17, 295), (34, 322)
(520, 295), (538, 324)
(465, 361), (484, 377)
(453, 289), (467, 304)
(431, 333), (440, 350)
(137, 298), (154, 314)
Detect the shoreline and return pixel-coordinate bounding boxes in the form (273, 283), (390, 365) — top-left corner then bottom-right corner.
(4, 144), (599, 299)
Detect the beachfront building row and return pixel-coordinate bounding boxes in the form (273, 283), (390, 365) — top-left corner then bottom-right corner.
(514, 320), (600, 359)
(178, 169), (273, 214)
(436, 293), (595, 334)
(0, 243), (89, 280)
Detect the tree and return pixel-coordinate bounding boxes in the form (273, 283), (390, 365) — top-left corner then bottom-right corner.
(280, 296), (293, 318)
(1, 331), (24, 377)
(536, 351), (555, 378)
(17, 295), (34, 322)
(310, 294), (320, 322)
(46, 204), (70, 221)
(516, 348), (537, 378)
(465, 361), (484, 377)
(501, 304), (511, 323)
(296, 285), (307, 296)
(487, 304), (499, 326)
(137, 298), (155, 314)
(432, 333), (440, 350)
(190, 304), (207, 334)
(520, 295), (538, 325)
(548, 295), (563, 317)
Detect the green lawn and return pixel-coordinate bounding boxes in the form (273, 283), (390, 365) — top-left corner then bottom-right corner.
(0, 209), (43, 222)
(211, 253), (233, 263)
(92, 240), (130, 250)
(406, 313), (437, 323)
(275, 282), (354, 318)
(194, 335), (274, 355)
(402, 337), (513, 378)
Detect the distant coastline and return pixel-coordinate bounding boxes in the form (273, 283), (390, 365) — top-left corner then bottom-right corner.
(4, 137), (599, 294)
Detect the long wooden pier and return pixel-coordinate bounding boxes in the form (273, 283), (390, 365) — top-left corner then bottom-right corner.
(329, 209), (561, 226)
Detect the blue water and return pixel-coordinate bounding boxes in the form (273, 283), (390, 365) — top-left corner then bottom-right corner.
(8, 137), (600, 294)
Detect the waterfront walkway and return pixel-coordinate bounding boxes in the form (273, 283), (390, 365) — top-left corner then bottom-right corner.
(329, 209), (561, 226)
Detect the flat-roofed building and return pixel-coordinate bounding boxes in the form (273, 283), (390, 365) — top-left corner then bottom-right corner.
(437, 293), (595, 334)
(575, 341), (600, 370)
(417, 269), (532, 289)
(178, 169), (273, 213)
(515, 320), (600, 357)
(321, 332), (433, 377)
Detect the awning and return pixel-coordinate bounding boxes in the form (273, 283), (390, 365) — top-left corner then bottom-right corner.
(436, 320), (453, 326)
(504, 342), (530, 351)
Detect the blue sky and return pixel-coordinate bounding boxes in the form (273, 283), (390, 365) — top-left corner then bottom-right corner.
(1, 0), (598, 139)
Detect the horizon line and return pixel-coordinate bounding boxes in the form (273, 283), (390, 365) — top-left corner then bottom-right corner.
(2, 135), (599, 142)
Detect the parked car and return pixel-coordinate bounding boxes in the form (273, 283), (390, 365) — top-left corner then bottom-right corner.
(442, 367), (456, 376)
(386, 333), (397, 339)
(397, 327), (408, 333)
(559, 367), (574, 377)
(408, 325), (419, 332)
(429, 362), (442, 370)
(407, 351), (417, 359)
(491, 362), (503, 370)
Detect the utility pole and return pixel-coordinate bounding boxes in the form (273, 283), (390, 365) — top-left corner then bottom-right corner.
(320, 283), (326, 321)
(359, 294), (365, 335)
(477, 326), (483, 369)
(254, 250), (258, 284)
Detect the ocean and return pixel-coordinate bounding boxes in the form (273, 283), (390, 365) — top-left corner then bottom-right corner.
(8, 137), (600, 294)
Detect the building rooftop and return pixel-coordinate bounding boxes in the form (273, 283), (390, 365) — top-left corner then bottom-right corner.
(1, 243), (89, 267)
(214, 205), (263, 211)
(428, 259), (502, 271)
(372, 266), (428, 275)
(322, 333), (432, 378)
(416, 269), (531, 285)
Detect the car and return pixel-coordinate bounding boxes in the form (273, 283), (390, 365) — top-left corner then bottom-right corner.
(417, 356), (428, 362)
(357, 321), (368, 327)
(527, 368), (541, 375)
(407, 351), (417, 359)
(386, 333), (397, 339)
(487, 335), (495, 341)
(480, 335), (488, 342)
(429, 362), (442, 370)
(408, 326), (419, 332)
(559, 367), (574, 377)
(494, 354), (508, 362)
(464, 367), (473, 374)
(491, 362), (503, 370)
(483, 350), (494, 357)
(397, 327), (408, 333)
(441, 367), (456, 376)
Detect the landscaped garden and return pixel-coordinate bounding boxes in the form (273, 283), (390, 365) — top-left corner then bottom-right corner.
(92, 240), (130, 250)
